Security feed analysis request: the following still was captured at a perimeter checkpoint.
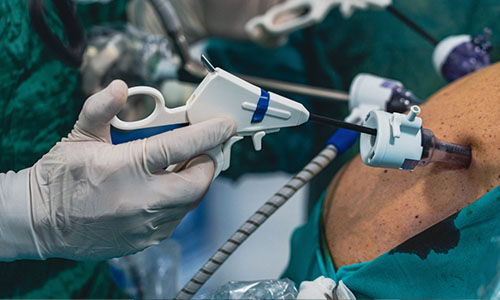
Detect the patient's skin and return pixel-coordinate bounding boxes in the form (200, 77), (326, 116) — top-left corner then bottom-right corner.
(323, 63), (500, 269)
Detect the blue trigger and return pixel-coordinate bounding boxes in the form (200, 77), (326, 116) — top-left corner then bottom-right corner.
(251, 89), (270, 123)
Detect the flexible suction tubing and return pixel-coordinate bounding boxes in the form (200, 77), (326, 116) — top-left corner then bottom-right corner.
(175, 145), (339, 299)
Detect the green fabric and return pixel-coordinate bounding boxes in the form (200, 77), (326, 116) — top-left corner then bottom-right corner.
(0, 0), (129, 298)
(282, 187), (500, 298)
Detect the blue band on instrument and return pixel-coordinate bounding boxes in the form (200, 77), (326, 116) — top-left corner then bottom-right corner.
(326, 128), (360, 155)
(251, 89), (270, 123)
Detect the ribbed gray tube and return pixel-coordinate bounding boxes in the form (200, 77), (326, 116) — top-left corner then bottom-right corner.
(175, 145), (338, 299)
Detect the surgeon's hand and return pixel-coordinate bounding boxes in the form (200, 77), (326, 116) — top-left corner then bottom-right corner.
(339, 0), (391, 18)
(0, 80), (236, 261)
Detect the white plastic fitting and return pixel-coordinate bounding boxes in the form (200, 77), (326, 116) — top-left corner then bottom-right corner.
(432, 34), (471, 77)
(347, 73), (402, 123)
(360, 105), (423, 170)
(349, 73), (402, 111)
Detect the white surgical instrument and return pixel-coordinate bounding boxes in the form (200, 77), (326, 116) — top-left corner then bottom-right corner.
(245, 0), (390, 47)
(112, 55), (308, 177)
(347, 73), (423, 121)
(246, 1), (492, 82)
(175, 72), (421, 300)
(175, 83), (472, 299)
(360, 105), (472, 170)
(112, 55), (376, 177)
(241, 72), (423, 108)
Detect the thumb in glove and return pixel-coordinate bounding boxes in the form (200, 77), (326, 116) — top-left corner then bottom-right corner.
(0, 80), (236, 261)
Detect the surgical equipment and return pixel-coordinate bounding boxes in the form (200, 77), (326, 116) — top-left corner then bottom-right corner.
(246, 0), (492, 82)
(239, 74), (350, 102)
(433, 29), (492, 82)
(175, 74), (394, 298)
(348, 73), (423, 118)
(147, 0), (207, 83)
(126, 0), (354, 102)
(241, 72), (421, 106)
(111, 56), (309, 177)
(176, 144), (339, 300)
(148, 0), (190, 66)
(111, 56), (378, 177)
(247, 73), (421, 114)
(147, 1), (354, 102)
(245, 0), (390, 48)
(310, 114), (376, 135)
(128, 1), (424, 104)
(417, 128), (472, 169)
(82, 26), (179, 95)
(29, 0), (86, 67)
(360, 105), (472, 170)
(232, 72), (421, 106)
(245, 1), (433, 48)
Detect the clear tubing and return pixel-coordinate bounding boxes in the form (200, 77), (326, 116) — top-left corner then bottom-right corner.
(418, 128), (472, 169)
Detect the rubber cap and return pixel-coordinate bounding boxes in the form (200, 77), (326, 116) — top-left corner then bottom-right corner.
(432, 35), (471, 77)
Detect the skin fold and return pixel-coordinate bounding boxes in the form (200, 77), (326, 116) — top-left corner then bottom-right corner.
(323, 62), (500, 269)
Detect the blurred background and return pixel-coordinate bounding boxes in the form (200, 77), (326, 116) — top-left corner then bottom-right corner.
(2, 0), (500, 298)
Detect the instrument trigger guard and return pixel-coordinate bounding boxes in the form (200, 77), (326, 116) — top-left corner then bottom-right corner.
(205, 136), (244, 180)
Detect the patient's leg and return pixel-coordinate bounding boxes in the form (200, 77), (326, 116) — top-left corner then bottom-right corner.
(323, 62), (500, 269)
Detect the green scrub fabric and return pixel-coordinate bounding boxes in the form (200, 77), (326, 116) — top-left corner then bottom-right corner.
(0, 0), (129, 298)
(282, 187), (500, 298)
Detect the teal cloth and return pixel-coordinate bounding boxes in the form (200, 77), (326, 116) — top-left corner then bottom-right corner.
(0, 0), (129, 298)
(282, 187), (500, 298)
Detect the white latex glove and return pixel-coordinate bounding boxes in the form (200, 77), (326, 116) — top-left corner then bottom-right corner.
(297, 276), (356, 300)
(339, 0), (391, 18)
(0, 80), (236, 261)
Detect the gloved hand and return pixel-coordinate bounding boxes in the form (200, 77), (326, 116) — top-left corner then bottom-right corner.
(0, 80), (236, 261)
(339, 0), (391, 18)
(296, 276), (356, 300)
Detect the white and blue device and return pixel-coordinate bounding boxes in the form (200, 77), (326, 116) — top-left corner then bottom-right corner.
(111, 66), (310, 178)
(360, 106), (423, 170)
